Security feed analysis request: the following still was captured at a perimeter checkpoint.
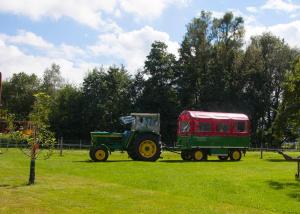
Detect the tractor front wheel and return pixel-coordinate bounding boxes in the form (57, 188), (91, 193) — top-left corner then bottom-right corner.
(134, 134), (162, 161)
(90, 146), (109, 162)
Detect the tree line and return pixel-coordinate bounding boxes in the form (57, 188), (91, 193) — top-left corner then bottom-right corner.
(2, 11), (300, 147)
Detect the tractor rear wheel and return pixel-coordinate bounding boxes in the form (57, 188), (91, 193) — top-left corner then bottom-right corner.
(181, 150), (192, 161)
(127, 149), (139, 160)
(134, 134), (162, 161)
(90, 146), (109, 162)
(229, 149), (242, 161)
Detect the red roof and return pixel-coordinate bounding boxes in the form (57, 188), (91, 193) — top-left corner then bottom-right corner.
(184, 111), (249, 121)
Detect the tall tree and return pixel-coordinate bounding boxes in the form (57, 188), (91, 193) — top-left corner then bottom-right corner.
(241, 33), (296, 146)
(41, 63), (63, 96)
(82, 66), (132, 136)
(28, 93), (56, 184)
(210, 12), (245, 111)
(177, 11), (213, 109)
(137, 41), (179, 143)
(49, 85), (84, 139)
(177, 11), (244, 111)
(2, 72), (40, 120)
(273, 55), (300, 143)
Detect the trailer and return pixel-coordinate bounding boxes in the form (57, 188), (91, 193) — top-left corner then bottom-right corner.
(176, 111), (250, 161)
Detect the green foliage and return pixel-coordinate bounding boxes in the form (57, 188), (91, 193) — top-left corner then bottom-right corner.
(177, 11), (245, 111)
(30, 93), (52, 127)
(81, 66), (132, 136)
(28, 92), (56, 158)
(0, 109), (15, 132)
(41, 63), (63, 95)
(2, 72), (40, 120)
(273, 55), (300, 143)
(49, 85), (84, 139)
(136, 41), (179, 142)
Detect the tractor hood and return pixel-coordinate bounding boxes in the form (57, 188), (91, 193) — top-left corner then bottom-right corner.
(91, 131), (123, 139)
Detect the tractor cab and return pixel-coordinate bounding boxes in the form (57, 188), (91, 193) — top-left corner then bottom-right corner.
(121, 113), (160, 134)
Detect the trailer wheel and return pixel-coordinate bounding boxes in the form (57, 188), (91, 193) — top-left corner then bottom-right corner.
(90, 146), (109, 162)
(181, 150), (192, 161)
(193, 149), (207, 161)
(218, 155), (229, 161)
(134, 134), (162, 161)
(229, 149), (241, 161)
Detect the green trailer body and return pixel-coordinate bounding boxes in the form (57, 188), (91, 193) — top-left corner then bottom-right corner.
(178, 136), (250, 155)
(177, 111), (251, 161)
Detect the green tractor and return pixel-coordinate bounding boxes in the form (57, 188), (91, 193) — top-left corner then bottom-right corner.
(89, 113), (162, 162)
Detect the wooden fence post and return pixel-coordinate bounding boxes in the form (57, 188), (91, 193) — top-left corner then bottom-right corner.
(60, 137), (63, 156)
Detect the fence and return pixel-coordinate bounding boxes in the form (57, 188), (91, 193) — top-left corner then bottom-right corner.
(0, 138), (91, 150)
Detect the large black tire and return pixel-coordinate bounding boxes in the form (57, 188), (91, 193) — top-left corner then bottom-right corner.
(229, 149), (242, 161)
(133, 134), (162, 161)
(127, 148), (139, 160)
(90, 146), (109, 162)
(181, 150), (193, 161)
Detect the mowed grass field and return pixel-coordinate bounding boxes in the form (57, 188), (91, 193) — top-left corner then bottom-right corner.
(0, 149), (299, 214)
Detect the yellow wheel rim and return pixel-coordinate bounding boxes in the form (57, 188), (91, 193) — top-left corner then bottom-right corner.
(95, 150), (106, 160)
(138, 140), (157, 158)
(232, 151), (240, 160)
(194, 150), (203, 160)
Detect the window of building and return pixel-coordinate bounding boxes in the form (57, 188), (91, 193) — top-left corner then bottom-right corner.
(197, 122), (212, 132)
(216, 122), (229, 133)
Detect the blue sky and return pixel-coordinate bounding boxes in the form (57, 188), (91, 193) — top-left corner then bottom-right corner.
(1, 0), (300, 84)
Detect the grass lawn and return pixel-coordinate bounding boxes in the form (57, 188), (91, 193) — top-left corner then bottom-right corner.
(0, 149), (299, 214)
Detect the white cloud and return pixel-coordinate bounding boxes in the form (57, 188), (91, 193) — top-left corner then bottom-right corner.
(89, 26), (179, 72)
(0, 0), (190, 30)
(0, 32), (95, 84)
(0, 30), (53, 49)
(246, 6), (258, 13)
(119, 0), (189, 20)
(245, 20), (300, 48)
(0, 0), (118, 30)
(1, 27), (180, 83)
(261, 0), (300, 13)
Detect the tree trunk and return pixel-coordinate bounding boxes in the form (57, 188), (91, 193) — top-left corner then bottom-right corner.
(28, 158), (35, 185)
(28, 143), (38, 185)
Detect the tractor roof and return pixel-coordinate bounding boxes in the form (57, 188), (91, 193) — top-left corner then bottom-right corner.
(180, 111), (249, 121)
(131, 113), (160, 117)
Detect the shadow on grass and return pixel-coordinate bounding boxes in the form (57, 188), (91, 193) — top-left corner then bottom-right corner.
(267, 181), (300, 202)
(0, 183), (29, 189)
(266, 159), (290, 162)
(159, 160), (240, 163)
(73, 160), (133, 163)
